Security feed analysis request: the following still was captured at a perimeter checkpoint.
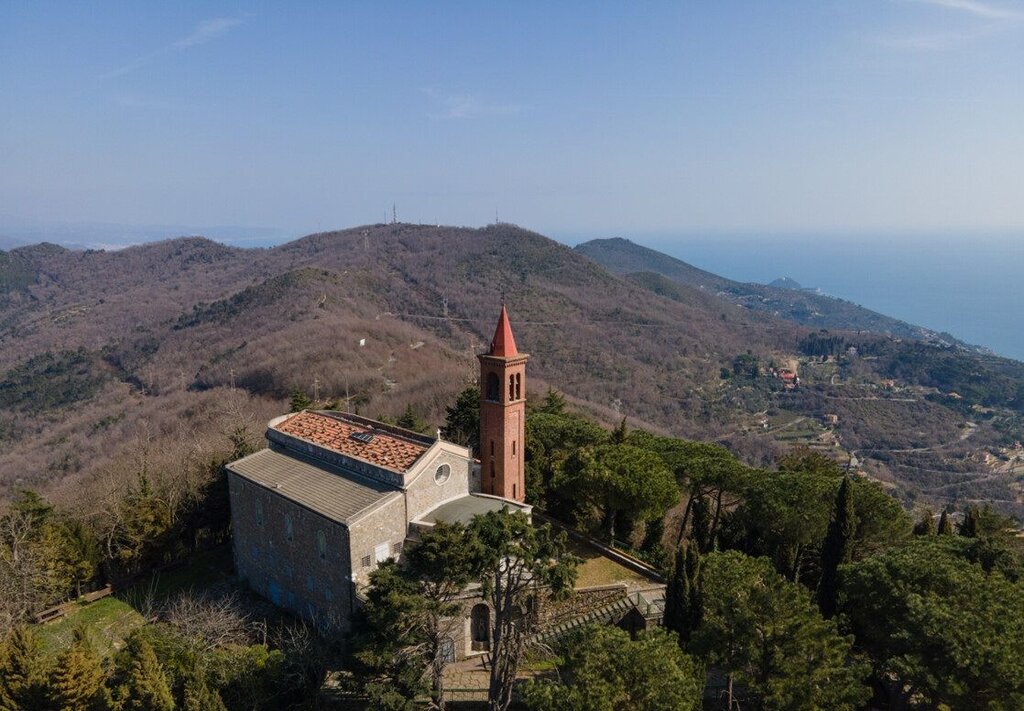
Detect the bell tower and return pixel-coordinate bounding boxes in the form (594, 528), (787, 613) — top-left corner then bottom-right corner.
(478, 306), (528, 502)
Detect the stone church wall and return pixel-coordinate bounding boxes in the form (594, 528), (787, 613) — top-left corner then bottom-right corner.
(404, 446), (476, 522)
(348, 494), (408, 587)
(228, 473), (355, 630)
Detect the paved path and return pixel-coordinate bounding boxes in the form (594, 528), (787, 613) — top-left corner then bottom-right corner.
(443, 655), (551, 702)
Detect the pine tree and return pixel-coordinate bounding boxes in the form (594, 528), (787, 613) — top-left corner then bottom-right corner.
(181, 667), (227, 711)
(913, 509), (936, 536)
(440, 386), (480, 453)
(49, 628), (109, 711)
(818, 476), (856, 618)
(396, 404), (429, 434)
(289, 388), (312, 412)
(664, 545), (688, 644)
(119, 636), (174, 711)
(535, 388), (566, 415)
(0, 626), (48, 711)
(938, 510), (954, 535)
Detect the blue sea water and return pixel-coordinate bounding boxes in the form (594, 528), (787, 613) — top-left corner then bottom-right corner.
(634, 233), (1024, 363)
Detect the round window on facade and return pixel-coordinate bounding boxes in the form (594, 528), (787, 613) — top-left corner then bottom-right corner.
(434, 463), (452, 485)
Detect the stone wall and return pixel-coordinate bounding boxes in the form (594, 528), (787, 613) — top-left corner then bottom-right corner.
(403, 444), (475, 522)
(536, 584), (629, 627)
(348, 494), (408, 587)
(228, 472), (355, 630)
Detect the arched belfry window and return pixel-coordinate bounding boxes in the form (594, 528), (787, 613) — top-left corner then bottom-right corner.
(514, 373), (521, 400)
(485, 373), (500, 402)
(509, 374), (515, 401)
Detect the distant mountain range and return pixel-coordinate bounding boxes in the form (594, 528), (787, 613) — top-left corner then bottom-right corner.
(2, 225), (1022, 516)
(0, 214), (293, 250)
(575, 237), (974, 350)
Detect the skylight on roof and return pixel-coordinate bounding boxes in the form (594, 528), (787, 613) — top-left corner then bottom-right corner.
(350, 431), (376, 444)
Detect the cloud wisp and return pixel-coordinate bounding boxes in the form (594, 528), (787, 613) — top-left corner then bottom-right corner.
(422, 89), (523, 120)
(874, 26), (996, 49)
(102, 16), (246, 79)
(172, 17), (245, 48)
(911, 0), (1024, 21)
(875, 0), (1024, 51)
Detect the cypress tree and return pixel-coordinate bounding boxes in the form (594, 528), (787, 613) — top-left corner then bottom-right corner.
(662, 542), (704, 645)
(913, 509), (936, 536)
(663, 545), (688, 644)
(683, 543), (703, 641)
(0, 626), (48, 711)
(119, 636), (174, 711)
(938, 510), (954, 535)
(959, 506), (978, 537)
(690, 495), (711, 553)
(49, 628), (109, 711)
(610, 417), (628, 444)
(818, 476), (856, 618)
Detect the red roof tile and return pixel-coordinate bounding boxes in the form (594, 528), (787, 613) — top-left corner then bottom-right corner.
(489, 305), (518, 357)
(274, 411), (429, 473)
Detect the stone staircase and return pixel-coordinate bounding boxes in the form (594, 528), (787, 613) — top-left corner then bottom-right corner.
(536, 589), (663, 644)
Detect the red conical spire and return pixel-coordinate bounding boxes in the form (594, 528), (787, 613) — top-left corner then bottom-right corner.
(489, 305), (518, 357)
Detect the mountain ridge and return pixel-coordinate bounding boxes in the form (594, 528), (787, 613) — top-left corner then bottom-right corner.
(1, 224), (1021, 517)
(575, 237), (976, 350)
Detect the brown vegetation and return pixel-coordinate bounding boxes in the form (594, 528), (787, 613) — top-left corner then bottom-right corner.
(1, 223), (1021, 519)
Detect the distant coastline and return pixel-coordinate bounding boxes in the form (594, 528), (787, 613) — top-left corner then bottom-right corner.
(616, 232), (1024, 363)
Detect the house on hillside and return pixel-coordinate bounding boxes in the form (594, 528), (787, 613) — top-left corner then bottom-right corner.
(777, 368), (800, 390)
(226, 307), (662, 659)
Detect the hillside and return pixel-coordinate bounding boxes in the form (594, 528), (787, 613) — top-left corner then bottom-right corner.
(1, 224), (1022, 518)
(575, 237), (970, 347)
(769, 276), (804, 290)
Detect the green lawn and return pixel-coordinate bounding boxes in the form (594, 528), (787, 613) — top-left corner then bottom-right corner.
(33, 545), (236, 657)
(568, 538), (651, 589)
(35, 597), (144, 657)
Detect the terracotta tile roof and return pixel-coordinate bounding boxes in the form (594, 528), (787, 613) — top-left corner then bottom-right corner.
(274, 410), (430, 473)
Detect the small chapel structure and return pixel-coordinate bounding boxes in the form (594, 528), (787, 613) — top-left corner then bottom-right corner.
(226, 307), (532, 644)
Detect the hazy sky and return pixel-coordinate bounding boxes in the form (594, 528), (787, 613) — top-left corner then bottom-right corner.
(2, 1), (1023, 237)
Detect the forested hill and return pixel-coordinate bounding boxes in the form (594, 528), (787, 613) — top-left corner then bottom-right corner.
(575, 237), (970, 346)
(1, 223), (1022, 518)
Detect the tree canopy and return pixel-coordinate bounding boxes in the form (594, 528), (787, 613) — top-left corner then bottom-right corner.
(554, 444), (678, 541)
(441, 386), (480, 453)
(692, 551), (870, 711)
(840, 537), (1024, 709)
(521, 625), (703, 711)
(467, 509), (579, 711)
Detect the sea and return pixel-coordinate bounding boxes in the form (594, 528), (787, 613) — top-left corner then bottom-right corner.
(626, 232), (1024, 363)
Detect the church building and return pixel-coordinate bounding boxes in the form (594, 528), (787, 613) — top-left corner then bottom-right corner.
(226, 307), (532, 639)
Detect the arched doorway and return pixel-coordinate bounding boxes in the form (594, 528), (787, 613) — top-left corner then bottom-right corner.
(470, 603), (490, 652)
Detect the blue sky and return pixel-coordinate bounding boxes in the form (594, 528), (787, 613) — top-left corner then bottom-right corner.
(2, 1), (1024, 238)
